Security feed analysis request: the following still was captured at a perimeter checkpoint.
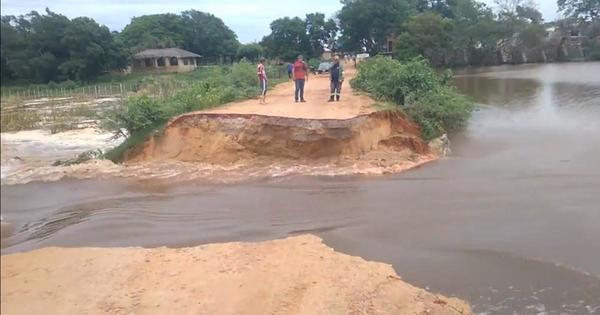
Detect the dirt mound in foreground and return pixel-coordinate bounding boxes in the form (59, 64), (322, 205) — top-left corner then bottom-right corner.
(124, 110), (429, 164)
(1, 235), (471, 315)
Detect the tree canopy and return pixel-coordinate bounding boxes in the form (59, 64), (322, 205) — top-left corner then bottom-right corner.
(396, 12), (454, 66)
(259, 13), (338, 60)
(1, 9), (126, 83)
(118, 10), (239, 58)
(558, 0), (600, 21)
(236, 43), (265, 62)
(338, 0), (414, 53)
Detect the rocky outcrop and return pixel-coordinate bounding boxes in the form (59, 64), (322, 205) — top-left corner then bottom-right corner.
(124, 110), (429, 164)
(1, 235), (472, 315)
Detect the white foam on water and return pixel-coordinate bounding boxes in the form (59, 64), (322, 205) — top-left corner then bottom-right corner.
(1, 128), (125, 183)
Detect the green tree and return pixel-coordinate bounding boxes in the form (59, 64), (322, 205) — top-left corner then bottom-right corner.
(118, 10), (239, 58)
(305, 13), (338, 57)
(181, 10), (240, 58)
(236, 43), (264, 62)
(1, 9), (125, 83)
(558, 0), (600, 21)
(448, 0), (502, 65)
(261, 17), (311, 60)
(495, 0), (543, 35)
(395, 12), (453, 66)
(338, 0), (414, 53)
(59, 17), (125, 80)
(118, 14), (187, 52)
(415, 0), (455, 18)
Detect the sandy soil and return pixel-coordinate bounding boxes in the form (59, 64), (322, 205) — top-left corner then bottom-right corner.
(200, 66), (376, 119)
(1, 235), (471, 315)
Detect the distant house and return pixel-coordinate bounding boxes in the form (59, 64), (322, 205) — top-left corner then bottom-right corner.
(132, 48), (202, 73)
(382, 34), (397, 56)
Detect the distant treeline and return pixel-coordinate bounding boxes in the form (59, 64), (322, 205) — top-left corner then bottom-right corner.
(0, 9), (240, 84)
(1, 0), (599, 84)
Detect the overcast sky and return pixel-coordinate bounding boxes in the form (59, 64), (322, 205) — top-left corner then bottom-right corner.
(1, 0), (559, 43)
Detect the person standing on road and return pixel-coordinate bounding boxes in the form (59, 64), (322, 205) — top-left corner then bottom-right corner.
(257, 57), (268, 104)
(292, 55), (309, 103)
(287, 62), (293, 79)
(329, 55), (344, 102)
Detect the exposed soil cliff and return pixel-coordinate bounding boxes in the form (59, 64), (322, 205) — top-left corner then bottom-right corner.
(1, 235), (471, 315)
(124, 110), (430, 165)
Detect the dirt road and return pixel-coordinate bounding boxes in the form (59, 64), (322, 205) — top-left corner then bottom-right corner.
(1, 235), (471, 315)
(202, 65), (376, 119)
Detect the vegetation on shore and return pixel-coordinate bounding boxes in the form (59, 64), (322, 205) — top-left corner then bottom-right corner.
(352, 57), (473, 140)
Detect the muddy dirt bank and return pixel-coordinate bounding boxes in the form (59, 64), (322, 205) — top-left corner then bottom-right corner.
(1, 235), (471, 315)
(125, 110), (432, 165)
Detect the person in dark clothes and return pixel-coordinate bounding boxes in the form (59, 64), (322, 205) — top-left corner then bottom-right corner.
(328, 55), (344, 102)
(287, 62), (293, 79)
(292, 55), (309, 102)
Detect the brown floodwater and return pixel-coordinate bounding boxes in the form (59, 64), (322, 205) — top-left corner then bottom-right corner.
(2, 62), (600, 314)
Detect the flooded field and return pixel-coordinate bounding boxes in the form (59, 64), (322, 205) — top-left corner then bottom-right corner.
(2, 62), (600, 314)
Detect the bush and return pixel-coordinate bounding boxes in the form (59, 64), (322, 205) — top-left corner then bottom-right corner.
(116, 95), (165, 134)
(351, 56), (472, 140)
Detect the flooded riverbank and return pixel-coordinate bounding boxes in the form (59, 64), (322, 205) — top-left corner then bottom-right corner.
(2, 62), (600, 314)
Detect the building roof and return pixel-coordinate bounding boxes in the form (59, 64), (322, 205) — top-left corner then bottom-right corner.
(134, 48), (202, 59)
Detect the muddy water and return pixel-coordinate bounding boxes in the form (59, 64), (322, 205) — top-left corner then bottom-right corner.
(2, 62), (600, 314)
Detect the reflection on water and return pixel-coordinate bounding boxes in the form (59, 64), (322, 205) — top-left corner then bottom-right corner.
(2, 62), (600, 314)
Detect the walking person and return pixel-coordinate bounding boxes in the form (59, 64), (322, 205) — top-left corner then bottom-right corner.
(257, 57), (268, 104)
(287, 62), (293, 79)
(292, 55), (309, 102)
(328, 55), (344, 102)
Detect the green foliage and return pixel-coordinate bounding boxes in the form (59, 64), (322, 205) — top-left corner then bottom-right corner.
(305, 13), (338, 57)
(558, 0), (600, 21)
(117, 14), (186, 51)
(404, 87), (473, 140)
(1, 9), (126, 83)
(261, 17), (311, 60)
(118, 10), (239, 59)
(519, 23), (547, 48)
(351, 56), (472, 140)
(261, 13), (338, 60)
(338, 0), (414, 53)
(115, 95), (165, 134)
(236, 43), (264, 62)
(395, 12), (453, 66)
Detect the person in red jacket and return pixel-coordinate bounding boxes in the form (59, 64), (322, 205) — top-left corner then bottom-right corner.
(291, 55), (309, 102)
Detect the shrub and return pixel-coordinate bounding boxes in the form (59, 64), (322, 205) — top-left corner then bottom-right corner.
(351, 56), (473, 140)
(116, 95), (165, 134)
